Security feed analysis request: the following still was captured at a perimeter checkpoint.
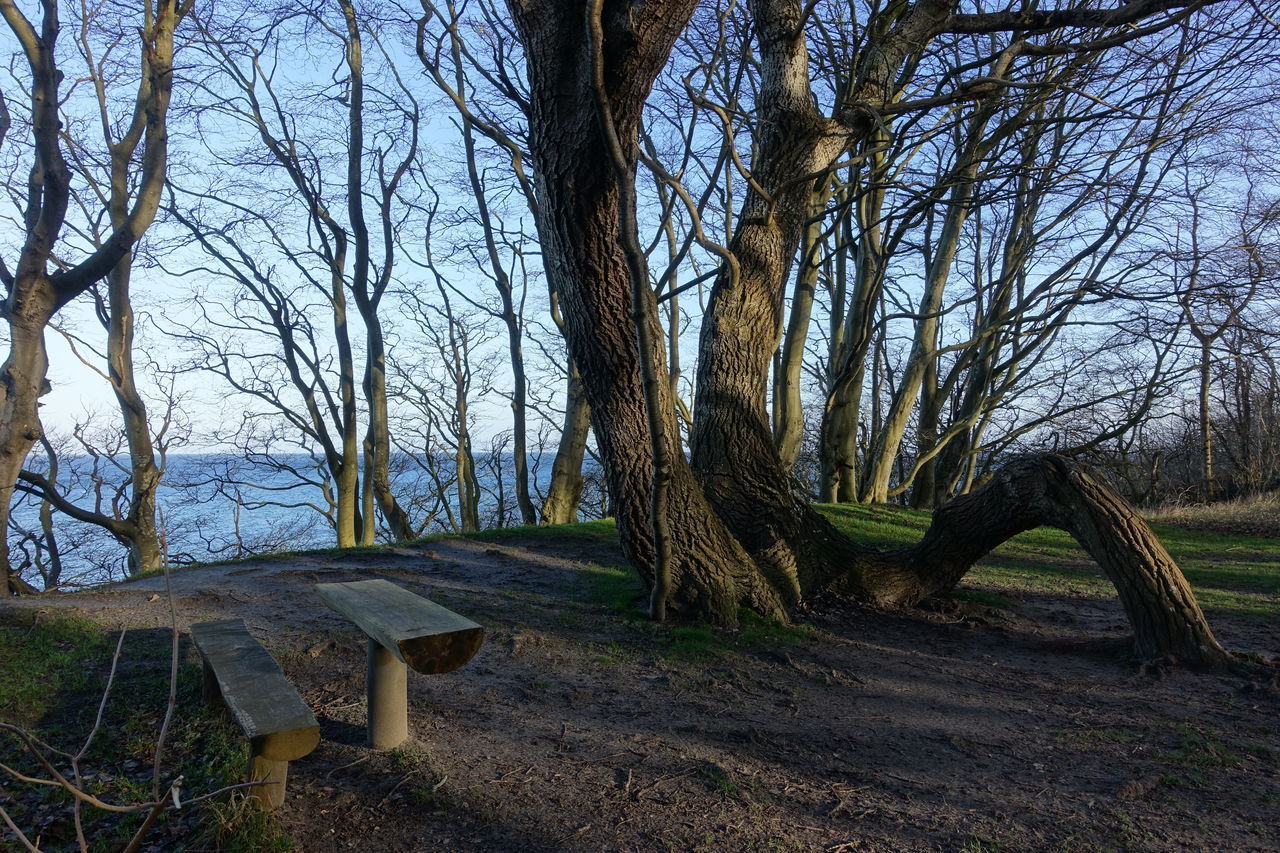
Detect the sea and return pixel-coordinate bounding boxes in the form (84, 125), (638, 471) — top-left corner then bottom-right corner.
(12, 451), (606, 590)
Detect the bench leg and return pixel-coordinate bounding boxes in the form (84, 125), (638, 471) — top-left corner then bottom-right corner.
(367, 639), (408, 750)
(247, 748), (288, 810)
(201, 659), (223, 706)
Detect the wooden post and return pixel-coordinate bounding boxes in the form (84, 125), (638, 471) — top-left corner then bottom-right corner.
(367, 638), (408, 750)
(315, 580), (485, 750)
(247, 747), (288, 810)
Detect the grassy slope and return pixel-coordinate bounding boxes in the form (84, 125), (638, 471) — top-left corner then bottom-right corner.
(819, 503), (1280, 622)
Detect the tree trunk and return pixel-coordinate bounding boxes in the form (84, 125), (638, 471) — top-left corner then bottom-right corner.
(862, 455), (1230, 668)
(365, 331), (415, 542)
(774, 181), (831, 470)
(511, 0), (785, 623)
(1198, 338), (1215, 499)
(1, 0), (181, 588)
(818, 158), (886, 504)
(541, 364), (591, 525)
(103, 223), (163, 574)
(511, 0), (1240, 671)
(863, 116), (985, 503)
(1, 313), (54, 594)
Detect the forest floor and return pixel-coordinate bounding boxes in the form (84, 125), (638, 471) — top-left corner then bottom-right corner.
(1, 507), (1277, 852)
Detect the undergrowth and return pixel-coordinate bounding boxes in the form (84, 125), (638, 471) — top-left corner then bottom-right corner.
(0, 610), (289, 852)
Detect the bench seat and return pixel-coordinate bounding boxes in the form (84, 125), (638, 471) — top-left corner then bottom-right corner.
(190, 619), (319, 807)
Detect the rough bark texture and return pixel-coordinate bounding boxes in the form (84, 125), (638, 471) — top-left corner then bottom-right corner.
(692, 0), (942, 598)
(510, 0), (785, 622)
(510, 0), (1238, 671)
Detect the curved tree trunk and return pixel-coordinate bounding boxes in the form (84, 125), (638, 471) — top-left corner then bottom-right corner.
(510, 0), (786, 623)
(858, 455), (1230, 668)
(684, 0), (1232, 669)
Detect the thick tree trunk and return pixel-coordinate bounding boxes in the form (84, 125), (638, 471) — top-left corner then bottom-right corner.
(511, 0), (1238, 671)
(859, 455), (1230, 668)
(511, 0), (785, 623)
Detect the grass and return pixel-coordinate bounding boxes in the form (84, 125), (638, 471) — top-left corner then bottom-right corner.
(0, 611), (110, 724)
(113, 491), (1280, 629)
(0, 610), (289, 852)
(391, 498), (1273, 652)
(1148, 493), (1280, 537)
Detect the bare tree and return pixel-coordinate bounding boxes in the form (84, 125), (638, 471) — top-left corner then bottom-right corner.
(507, 0), (1259, 668)
(0, 0), (186, 593)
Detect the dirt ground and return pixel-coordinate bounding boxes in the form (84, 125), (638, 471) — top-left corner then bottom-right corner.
(5, 534), (1278, 852)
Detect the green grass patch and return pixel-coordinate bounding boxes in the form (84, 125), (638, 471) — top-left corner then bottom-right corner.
(1157, 724), (1244, 770)
(580, 560), (647, 617)
(666, 625), (718, 659)
(736, 611), (819, 646)
(0, 611), (110, 726)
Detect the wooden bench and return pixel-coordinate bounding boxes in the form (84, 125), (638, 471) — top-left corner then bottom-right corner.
(190, 619), (320, 809)
(315, 579), (485, 750)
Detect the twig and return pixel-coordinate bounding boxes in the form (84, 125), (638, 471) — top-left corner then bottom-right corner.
(121, 777), (181, 853)
(324, 755), (370, 778)
(73, 628), (127, 850)
(378, 771), (418, 807)
(0, 804), (39, 852)
(630, 768), (697, 801)
(152, 561), (181, 798)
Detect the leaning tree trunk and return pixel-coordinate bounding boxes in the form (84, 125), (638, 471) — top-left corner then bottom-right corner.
(511, 0), (1239, 670)
(687, 0), (1233, 668)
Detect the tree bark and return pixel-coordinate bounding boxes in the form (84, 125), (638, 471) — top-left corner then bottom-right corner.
(1, 0), (182, 590)
(511, 0), (1241, 670)
(510, 0), (786, 623)
(860, 455), (1231, 668)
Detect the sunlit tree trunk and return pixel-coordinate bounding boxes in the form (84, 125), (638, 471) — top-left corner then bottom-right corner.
(541, 366), (591, 525)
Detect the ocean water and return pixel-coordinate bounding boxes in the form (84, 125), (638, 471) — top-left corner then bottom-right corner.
(12, 451), (607, 589)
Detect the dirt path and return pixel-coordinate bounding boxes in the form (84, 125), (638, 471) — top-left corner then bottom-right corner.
(6, 536), (1278, 852)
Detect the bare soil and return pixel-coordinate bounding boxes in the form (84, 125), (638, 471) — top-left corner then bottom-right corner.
(5, 534), (1278, 852)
